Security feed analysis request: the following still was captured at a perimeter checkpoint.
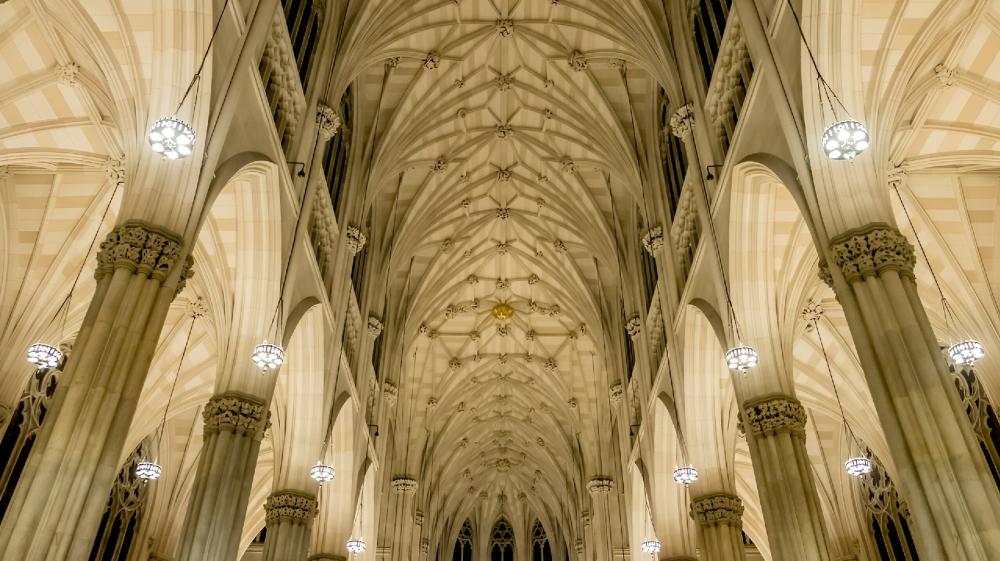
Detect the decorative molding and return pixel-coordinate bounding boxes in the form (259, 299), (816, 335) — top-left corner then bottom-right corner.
(345, 226), (367, 254)
(568, 50), (588, 71)
(641, 226), (664, 255)
(186, 297), (209, 319)
(203, 392), (270, 440)
(104, 156), (125, 185)
(934, 63), (956, 87)
(669, 104), (695, 138)
(829, 223), (915, 282)
(625, 314), (642, 338)
(383, 382), (398, 406)
(495, 18), (514, 37)
(367, 316), (384, 337)
(264, 490), (318, 523)
(316, 104), (342, 140)
(801, 299), (823, 331)
(309, 555), (347, 561)
(586, 477), (614, 494)
(423, 51), (441, 69)
(415, 510), (424, 526)
(57, 62), (80, 86)
(742, 395), (807, 437)
(690, 493), (743, 527)
(95, 221), (186, 283)
(609, 384), (623, 404)
(391, 476), (418, 494)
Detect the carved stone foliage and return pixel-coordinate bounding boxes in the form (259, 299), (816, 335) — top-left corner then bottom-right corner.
(367, 315), (384, 337)
(264, 490), (318, 523)
(203, 392), (270, 440)
(346, 226), (368, 254)
(383, 382), (398, 406)
(641, 226), (664, 255)
(625, 314), (642, 338)
(742, 395), (807, 437)
(316, 104), (342, 139)
(391, 476), (418, 494)
(669, 104), (695, 138)
(95, 221), (190, 285)
(689, 493), (743, 527)
(830, 223), (916, 282)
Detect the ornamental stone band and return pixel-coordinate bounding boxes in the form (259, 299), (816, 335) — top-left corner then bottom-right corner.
(96, 221), (186, 282)
(586, 477), (614, 494)
(690, 493), (743, 527)
(203, 392), (270, 440)
(391, 476), (418, 494)
(829, 223), (916, 282)
(264, 490), (318, 523)
(742, 394), (807, 437)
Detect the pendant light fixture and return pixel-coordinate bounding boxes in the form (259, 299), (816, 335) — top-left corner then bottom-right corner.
(310, 461), (335, 485)
(785, 0), (870, 161)
(673, 465), (699, 486)
(138, 309), (198, 481)
(25, 171), (122, 370)
(640, 487), (661, 556)
(892, 183), (985, 367)
(347, 477), (368, 555)
(148, 0), (230, 160)
(810, 311), (871, 477)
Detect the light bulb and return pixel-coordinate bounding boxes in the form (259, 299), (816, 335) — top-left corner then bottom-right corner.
(821, 119), (869, 161)
(251, 342), (284, 372)
(149, 117), (195, 160)
(725, 345), (758, 374)
(26, 343), (62, 369)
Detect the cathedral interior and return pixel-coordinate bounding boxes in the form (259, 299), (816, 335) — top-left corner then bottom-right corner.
(0, 1), (998, 561)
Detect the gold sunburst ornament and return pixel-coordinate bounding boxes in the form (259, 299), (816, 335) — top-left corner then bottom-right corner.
(492, 302), (515, 321)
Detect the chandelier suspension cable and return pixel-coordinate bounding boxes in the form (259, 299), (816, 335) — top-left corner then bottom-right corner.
(784, 0), (849, 116)
(813, 318), (856, 445)
(157, 315), (197, 455)
(174, 0), (232, 118)
(890, 184), (952, 321)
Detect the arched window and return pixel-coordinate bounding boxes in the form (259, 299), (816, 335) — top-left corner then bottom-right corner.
(950, 364), (1000, 489)
(857, 451), (920, 561)
(453, 519), (474, 561)
(490, 518), (515, 561)
(87, 442), (151, 561)
(530, 520), (552, 561)
(691, 0), (732, 84)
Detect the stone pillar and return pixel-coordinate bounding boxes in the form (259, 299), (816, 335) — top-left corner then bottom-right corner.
(0, 222), (192, 561)
(741, 395), (830, 561)
(388, 477), (418, 561)
(586, 477), (614, 561)
(175, 392), (270, 561)
(826, 223), (1000, 559)
(690, 493), (746, 561)
(262, 490), (318, 561)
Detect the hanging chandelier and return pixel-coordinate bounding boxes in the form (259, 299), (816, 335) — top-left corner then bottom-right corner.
(26, 343), (62, 369)
(346, 538), (367, 553)
(640, 539), (662, 555)
(135, 460), (163, 481)
(821, 120), (869, 161)
(251, 341), (285, 372)
(845, 456), (872, 477)
(148, 117), (195, 160)
(310, 461), (335, 484)
(948, 339), (985, 366)
(673, 465), (698, 486)
(725, 345), (758, 374)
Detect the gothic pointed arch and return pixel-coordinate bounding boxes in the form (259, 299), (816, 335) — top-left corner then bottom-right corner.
(489, 518), (515, 561)
(530, 519), (552, 561)
(453, 518), (474, 561)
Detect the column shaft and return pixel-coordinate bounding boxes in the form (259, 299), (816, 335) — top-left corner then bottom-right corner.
(690, 493), (746, 561)
(176, 392), (269, 561)
(742, 395), (830, 561)
(0, 222), (191, 561)
(826, 224), (1000, 560)
(263, 490), (318, 561)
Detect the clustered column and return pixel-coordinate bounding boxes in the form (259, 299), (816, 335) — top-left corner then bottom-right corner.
(742, 395), (831, 561)
(0, 222), (192, 561)
(262, 490), (318, 561)
(388, 476), (418, 561)
(826, 224), (1000, 559)
(176, 392), (270, 561)
(690, 493), (746, 561)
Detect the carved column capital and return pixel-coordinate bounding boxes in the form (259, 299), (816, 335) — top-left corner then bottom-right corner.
(383, 382), (398, 406)
(690, 492), (743, 527)
(642, 226), (664, 255)
(829, 223), (915, 282)
(586, 477), (614, 494)
(316, 104), (342, 140)
(625, 314), (642, 338)
(391, 476), (418, 494)
(669, 104), (695, 138)
(742, 394), (807, 437)
(609, 384), (624, 405)
(368, 315), (384, 337)
(346, 226), (367, 254)
(264, 490), (318, 523)
(95, 221), (186, 282)
(203, 392), (270, 440)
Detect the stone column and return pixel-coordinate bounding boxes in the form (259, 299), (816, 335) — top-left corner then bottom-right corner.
(175, 392), (270, 561)
(690, 493), (746, 561)
(825, 223), (1000, 559)
(0, 222), (192, 561)
(388, 476), (418, 561)
(586, 477), (614, 561)
(741, 395), (830, 561)
(262, 490), (318, 561)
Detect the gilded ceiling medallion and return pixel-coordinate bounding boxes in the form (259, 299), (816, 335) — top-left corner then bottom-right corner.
(492, 302), (515, 321)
